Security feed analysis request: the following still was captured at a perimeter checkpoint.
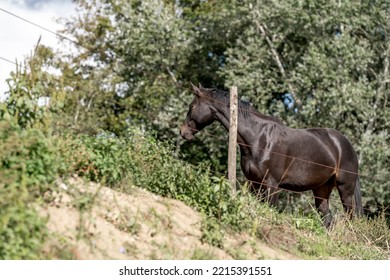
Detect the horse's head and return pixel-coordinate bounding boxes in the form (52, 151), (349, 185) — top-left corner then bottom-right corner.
(180, 84), (216, 140)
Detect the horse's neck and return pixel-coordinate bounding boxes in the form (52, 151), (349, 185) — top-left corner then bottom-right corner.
(213, 99), (278, 150)
(213, 101), (255, 145)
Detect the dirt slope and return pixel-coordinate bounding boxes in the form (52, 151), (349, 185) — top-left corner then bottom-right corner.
(41, 177), (296, 260)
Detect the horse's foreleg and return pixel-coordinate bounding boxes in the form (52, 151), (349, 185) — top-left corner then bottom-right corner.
(312, 185), (334, 229)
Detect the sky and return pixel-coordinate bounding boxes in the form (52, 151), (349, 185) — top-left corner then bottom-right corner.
(0, 0), (76, 97)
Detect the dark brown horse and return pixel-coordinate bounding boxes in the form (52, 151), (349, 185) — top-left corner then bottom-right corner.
(180, 84), (363, 228)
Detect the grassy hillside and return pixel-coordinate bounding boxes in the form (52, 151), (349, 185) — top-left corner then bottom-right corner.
(41, 177), (297, 260)
(1, 123), (389, 259)
(41, 177), (390, 260)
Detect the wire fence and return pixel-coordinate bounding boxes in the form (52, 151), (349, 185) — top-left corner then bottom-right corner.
(0, 6), (389, 217)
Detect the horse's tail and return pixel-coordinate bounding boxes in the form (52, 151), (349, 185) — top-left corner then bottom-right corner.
(354, 177), (364, 217)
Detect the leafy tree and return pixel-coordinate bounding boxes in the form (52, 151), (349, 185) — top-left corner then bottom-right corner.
(219, 0), (390, 214)
(57, 0), (191, 134)
(0, 45), (63, 131)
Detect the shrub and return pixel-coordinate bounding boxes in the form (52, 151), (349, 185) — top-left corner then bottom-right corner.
(0, 206), (48, 259)
(0, 122), (59, 197)
(0, 121), (58, 259)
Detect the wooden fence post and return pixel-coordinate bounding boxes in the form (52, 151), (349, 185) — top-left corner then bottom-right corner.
(228, 86), (238, 196)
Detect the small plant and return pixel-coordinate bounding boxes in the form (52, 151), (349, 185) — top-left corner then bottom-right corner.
(0, 121), (59, 197)
(292, 210), (325, 235)
(43, 234), (79, 260)
(118, 215), (141, 235)
(201, 216), (225, 248)
(64, 182), (101, 241)
(121, 241), (139, 257)
(56, 135), (98, 180)
(190, 248), (217, 260)
(0, 205), (48, 259)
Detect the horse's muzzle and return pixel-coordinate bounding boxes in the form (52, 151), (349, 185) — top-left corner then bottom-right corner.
(180, 124), (195, 141)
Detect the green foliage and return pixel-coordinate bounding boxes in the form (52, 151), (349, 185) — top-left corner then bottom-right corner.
(358, 134), (390, 214)
(201, 216), (225, 248)
(58, 134), (127, 185)
(0, 206), (48, 260)
(56, 0), (196, 136)
(56, 135), (98, 180)
(1, 45), (63, 132)
(0, 121), (59, 259)
(0, 121), (59, 199)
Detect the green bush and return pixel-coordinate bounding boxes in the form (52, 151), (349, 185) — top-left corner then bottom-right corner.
(0, 206), (47, 259)
(56, 135), (98, 181)
(58, 133), (134, 185)
(0, 122), (58, 196)
(0, 121), (58, 259)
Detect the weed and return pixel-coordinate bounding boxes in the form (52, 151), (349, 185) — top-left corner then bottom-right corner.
(118, 215), (141, 235)
(0, 205), (48, 259)
(122, 241), (139, 257)
(226, 246), (248, 260)
(63, 181), (101, 241)
(200, 216), (225, 248)
(190, 248), (217, 260)
(43, 235), (79, 260)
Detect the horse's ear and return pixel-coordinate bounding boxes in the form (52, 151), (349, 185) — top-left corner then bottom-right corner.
(191, 82), (203, 97)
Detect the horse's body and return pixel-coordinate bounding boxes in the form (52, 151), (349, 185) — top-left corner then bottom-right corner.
(180, 84), (363, 228)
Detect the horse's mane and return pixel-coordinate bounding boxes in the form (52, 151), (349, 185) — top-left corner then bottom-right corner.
(205, 87), (284, 124)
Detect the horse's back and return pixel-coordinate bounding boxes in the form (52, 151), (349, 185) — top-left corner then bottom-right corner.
(287, 127), (338, 162)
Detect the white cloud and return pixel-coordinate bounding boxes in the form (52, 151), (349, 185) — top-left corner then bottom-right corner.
(0, 0), (76, 97)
